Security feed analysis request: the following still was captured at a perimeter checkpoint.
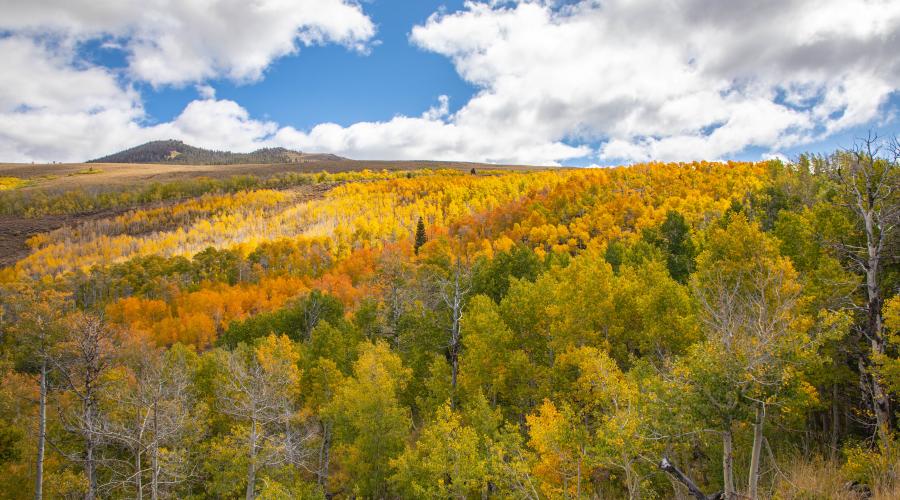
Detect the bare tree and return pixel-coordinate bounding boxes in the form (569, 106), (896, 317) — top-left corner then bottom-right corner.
(377, 247), (413, 348)
(437, 256), (472, 407)
(100, 342), (198, 499)
(54, 313), (115, 500)
(217, 345), (312, 499)
(827, 133), (899, 444)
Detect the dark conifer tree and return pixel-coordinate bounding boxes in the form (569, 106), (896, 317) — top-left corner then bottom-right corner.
(414, 217), (427, 255)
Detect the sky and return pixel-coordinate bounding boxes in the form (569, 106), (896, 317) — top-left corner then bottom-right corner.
(0, 0), (899, 166)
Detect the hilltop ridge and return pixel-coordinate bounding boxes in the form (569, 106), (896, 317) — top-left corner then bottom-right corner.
(88, 140), (346, 165)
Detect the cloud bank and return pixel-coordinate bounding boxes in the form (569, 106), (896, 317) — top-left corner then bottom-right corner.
(1, 0), (898, 164)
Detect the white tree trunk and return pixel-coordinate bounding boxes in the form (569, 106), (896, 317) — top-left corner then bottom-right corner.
(151, 399), (159, 500)
(34, 360), (47, 500)
(722, 426), (735, 499)
(135, 445), (143, 499)
(748, 404), (765, 499)
(246, 421), (258, 500)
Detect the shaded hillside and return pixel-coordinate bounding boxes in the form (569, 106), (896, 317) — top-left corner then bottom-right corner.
(88, 140), (345, 165)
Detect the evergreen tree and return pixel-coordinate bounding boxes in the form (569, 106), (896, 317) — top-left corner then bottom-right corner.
(414, 217), (427, 255)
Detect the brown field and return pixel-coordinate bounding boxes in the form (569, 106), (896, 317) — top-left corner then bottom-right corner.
(0, 159), (542, 193)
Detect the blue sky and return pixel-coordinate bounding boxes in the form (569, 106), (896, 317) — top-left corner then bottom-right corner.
(140, 1), (475, 129)
(1, 0), (899, 165)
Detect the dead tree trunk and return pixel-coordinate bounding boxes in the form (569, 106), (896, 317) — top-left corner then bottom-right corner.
(828, 134), (898, 445)
(660, 457), (723, 500)
(439, 257), (470, 409)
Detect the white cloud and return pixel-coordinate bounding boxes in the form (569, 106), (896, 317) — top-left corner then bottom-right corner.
(409, 0), (900, 163)
(0, 0), (376, 86)
(0, 0), (378, 162)
(267, 92), (586, 164)
(422, 95), (450, 121)
(0, 38), (281, 162)
(150, 99), (280, 153)
(196, 85), (217, 100)
(272, 116), (588, 164)
(0, 37), (145, 162)
(1, 0), (899, 164)
(0, 37), (136, 116)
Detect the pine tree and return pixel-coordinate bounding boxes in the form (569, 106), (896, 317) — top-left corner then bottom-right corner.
(414, 217), (427, 255)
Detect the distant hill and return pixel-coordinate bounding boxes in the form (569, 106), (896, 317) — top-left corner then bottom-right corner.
(88, 140), (346, 165)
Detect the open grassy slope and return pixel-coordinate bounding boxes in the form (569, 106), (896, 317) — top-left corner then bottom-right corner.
(0, 159), (541, 193)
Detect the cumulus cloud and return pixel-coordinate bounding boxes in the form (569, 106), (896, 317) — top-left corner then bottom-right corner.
(0, 0), (378, 162)
(1, 0), (899, 164)
(0, 0), (376, 86)
(272, 115), (588, 164)
(408, 0), (900, 163)
(0, 37), (281, 162)
(150, 99), (280, 152)
(0, 37), (145, 162)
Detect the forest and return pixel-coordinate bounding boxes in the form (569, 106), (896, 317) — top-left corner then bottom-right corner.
(0, 139), (898, 499)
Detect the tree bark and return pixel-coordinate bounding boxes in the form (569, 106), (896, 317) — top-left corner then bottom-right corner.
(624, 458), (640, 500)
(836, 138), (898, 447)
(442, 258), (468, 409)
(317, 420), (331, 492)
(748, 404), (765, 500)
(135, 444), (143, 499)
(34, 360), (46, 500)
(85, 436), (97, 500)
(246, 421), (257, 500)
(151, 398), (159, 500)
(576, 454), (582, 500)
(722, 426), (735, 500)
(831, 383), (840, 461)
(864, 209), (892, 444)
(84, 387), (98, 500)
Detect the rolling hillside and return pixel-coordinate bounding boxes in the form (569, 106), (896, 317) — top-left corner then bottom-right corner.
(87, 140), (346, 165)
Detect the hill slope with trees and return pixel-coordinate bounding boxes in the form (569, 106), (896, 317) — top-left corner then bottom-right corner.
(0, 139), (898, 499)
(88, 140), (346, 165)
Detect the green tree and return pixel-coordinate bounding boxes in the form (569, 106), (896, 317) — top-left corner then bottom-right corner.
(192, 247), (244, 285)
(642, 210), (696, 283)
(391, 402), (489, 498)
(302, 358), (345, 493)
(459, 295), (520, 408)
(326, 341), (411, 497)
(677, 217), (817, 499)
(414, 217), (427, 255)
(219, 290), (344, 347)
(471, 245), (543, 303)
(612, 260), (699, 365)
